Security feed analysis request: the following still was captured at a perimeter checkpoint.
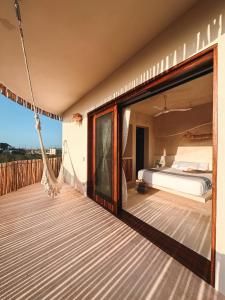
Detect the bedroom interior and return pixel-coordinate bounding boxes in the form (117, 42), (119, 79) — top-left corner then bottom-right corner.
(122, 71), (213, 260)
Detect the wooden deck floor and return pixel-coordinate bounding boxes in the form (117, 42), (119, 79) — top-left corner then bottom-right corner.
(126, 188), (211, 259)
(0, 183), (224, 300)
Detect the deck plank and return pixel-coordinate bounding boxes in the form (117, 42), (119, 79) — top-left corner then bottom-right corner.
(0, 183), (224, 300)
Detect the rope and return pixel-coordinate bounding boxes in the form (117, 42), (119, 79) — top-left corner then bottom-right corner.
(14, 0), (38, 115)
(13, 0), (63, 197)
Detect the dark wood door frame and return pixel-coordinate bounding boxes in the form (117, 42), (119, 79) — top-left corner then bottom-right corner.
(87, 45), (218, 286)
(88, 105), (119, 215)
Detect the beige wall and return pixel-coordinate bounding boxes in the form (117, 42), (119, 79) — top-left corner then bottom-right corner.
(153, 103), (213, 169)
(128, 103), (213, 176)
(62, 0), (225, 294)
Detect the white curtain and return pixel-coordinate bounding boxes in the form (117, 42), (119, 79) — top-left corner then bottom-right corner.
(122, 107), (131, 208)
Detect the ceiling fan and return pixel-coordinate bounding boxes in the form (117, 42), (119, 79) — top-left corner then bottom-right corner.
(153, 94), (192, 117)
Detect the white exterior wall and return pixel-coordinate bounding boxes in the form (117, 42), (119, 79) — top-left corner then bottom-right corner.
(62, 0), (225, 294)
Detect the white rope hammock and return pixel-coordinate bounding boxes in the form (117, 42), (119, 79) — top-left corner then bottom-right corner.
(14, 0), (63, 197)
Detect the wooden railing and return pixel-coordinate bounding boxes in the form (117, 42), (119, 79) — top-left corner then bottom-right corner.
(0, 157), (62, 196)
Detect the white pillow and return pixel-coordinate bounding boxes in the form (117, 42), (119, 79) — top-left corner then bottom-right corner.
(171, 161), (179, 169)
(178, 163), (198, 171)
(171, 161), (195, 170)
(197, 162), (209, 171)
(171, 161), (209, 171)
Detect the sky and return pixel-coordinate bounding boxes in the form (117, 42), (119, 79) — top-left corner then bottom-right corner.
(0, 94), (62, 149)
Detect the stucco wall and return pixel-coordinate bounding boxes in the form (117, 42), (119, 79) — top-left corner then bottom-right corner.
(153, 103), (213, 169)
(62, 0), (225, 294)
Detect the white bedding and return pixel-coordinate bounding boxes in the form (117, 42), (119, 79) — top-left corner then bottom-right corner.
(138, 168), (212, 196)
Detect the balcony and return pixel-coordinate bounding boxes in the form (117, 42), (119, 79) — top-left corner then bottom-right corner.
(0, 157), (61, 196)
(0, 183), (223, 299)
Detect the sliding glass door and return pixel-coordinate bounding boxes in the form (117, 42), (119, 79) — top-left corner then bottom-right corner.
(95, 112), (113, 202)
(91, 106), (118, 214)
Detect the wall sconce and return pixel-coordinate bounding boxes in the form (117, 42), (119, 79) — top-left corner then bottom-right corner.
(72, 113), (83, 124)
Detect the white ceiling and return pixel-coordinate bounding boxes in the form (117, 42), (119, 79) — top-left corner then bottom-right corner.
(131, 73), (213, 116)
(0, 0), (199, 115)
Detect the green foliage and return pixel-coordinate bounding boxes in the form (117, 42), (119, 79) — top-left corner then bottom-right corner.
(0, 152), (62, 163)
(0, 153), (62, 163)
(0, 153), (42, 163)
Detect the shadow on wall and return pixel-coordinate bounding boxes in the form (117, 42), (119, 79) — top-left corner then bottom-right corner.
(62, 140), (86, 195)
(102, 2), (224, 105)
(62, 0), (224, 116)
(152, 104), (213, 167)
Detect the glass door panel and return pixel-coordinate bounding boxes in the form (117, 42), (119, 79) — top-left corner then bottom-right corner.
(92, 106), (118, 214)
(95, 112), (113, 203)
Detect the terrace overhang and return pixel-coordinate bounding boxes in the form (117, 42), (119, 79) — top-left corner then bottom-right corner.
(0, 0), (199, 118)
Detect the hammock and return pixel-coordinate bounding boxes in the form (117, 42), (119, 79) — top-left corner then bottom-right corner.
(14, 0), (63, 197)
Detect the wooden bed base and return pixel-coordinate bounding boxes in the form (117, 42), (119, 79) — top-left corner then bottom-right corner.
(149, 184), (212, 203)
(128, 180), (212, 203)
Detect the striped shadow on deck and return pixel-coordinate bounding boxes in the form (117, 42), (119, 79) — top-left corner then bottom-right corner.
(0, 183), (224, 300)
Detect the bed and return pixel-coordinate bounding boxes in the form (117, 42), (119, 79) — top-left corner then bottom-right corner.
(138, 163), (212, 203)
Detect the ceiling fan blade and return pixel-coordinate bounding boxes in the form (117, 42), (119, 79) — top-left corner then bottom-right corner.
(179, 108), (192, 111)
(153, 106), (162, 111)
(153, 110), (169, 117)
(167, 108), (192, 112)
(154, 111), (164, 117)
(154, 107), (192, 117)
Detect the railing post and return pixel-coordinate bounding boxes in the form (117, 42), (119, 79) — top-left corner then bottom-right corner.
(0, 157), (62, 196)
